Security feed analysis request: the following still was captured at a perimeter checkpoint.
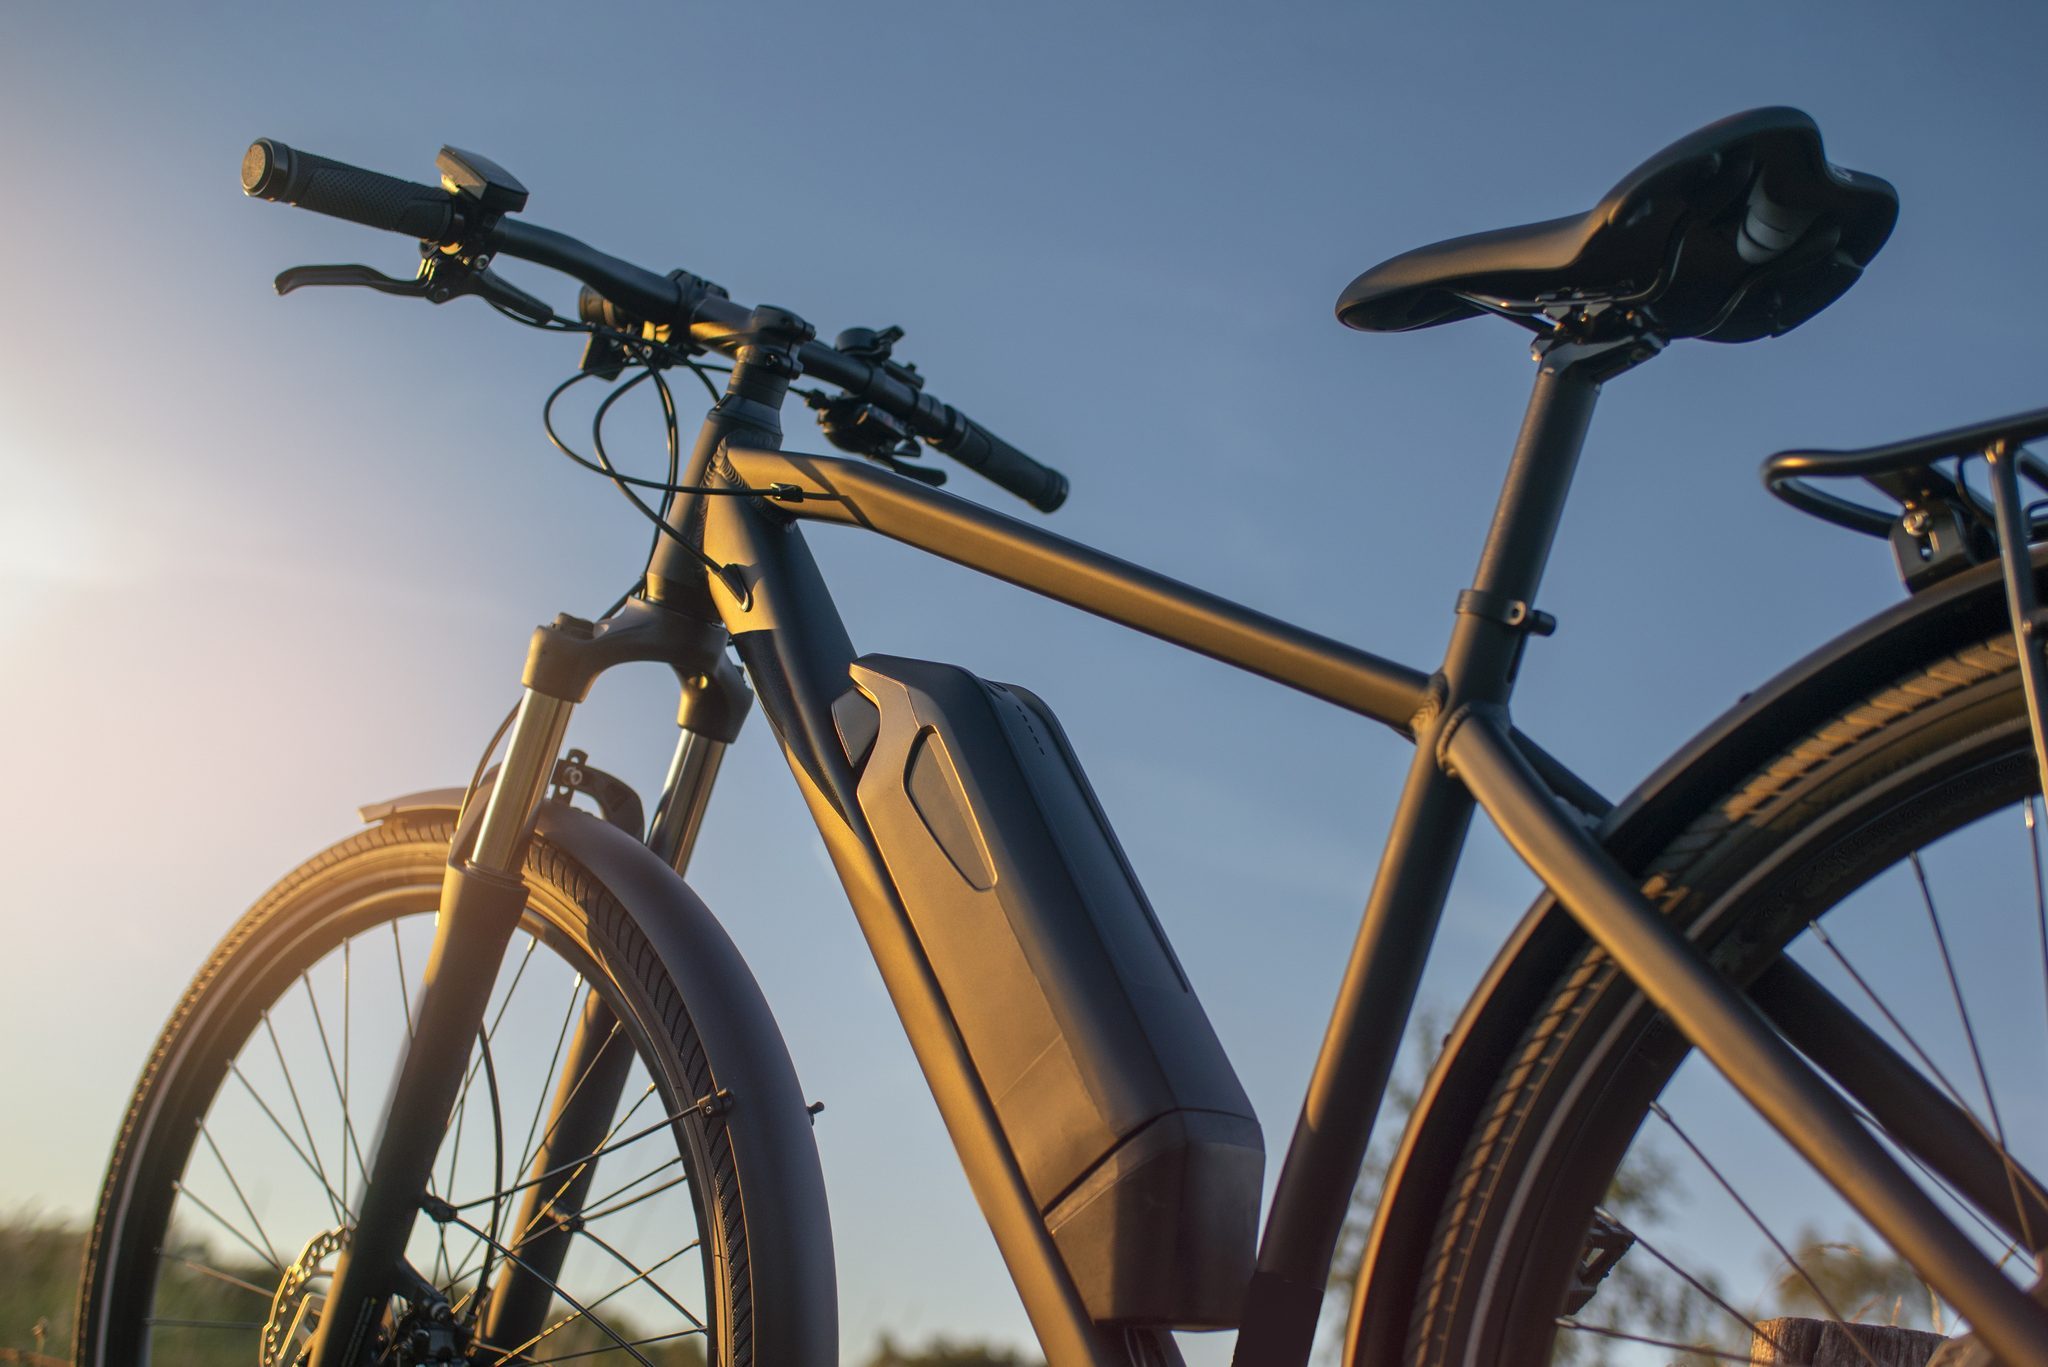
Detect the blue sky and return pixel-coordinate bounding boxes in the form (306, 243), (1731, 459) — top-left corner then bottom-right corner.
(4, 2), (2048, 1359)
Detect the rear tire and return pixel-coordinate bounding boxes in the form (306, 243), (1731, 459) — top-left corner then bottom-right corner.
(77, 810), (755, 1366)
(1401, 629), (2045, 1365)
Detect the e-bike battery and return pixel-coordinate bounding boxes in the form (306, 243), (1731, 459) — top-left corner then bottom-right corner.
(838, 655), (1264, 1329)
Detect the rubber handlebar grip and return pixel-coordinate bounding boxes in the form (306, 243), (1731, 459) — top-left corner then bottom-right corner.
(242, 138), (459, 244)
(929, 413), (1068, 512)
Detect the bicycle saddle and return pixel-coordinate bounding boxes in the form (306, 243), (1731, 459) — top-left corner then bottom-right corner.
(1336, 107), (1898, 343)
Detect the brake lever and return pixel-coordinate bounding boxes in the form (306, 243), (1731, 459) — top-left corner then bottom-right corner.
(274, 263), (423, 297)
(466, 264), (556, 324)
(273, 255), (557, 326)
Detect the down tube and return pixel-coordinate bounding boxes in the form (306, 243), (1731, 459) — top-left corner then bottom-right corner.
(698, 492), (1133, 1367)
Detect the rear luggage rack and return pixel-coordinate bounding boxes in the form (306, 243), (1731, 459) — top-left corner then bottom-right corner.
(1765, 405), (2048, 802)
(1763, 406), (2048, 593)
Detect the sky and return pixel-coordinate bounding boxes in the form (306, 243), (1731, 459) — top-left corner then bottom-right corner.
(4, 2), (2048, 1361)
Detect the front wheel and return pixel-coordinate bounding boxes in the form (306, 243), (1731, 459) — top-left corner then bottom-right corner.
(1401, 629), (2048, 1365)
(78, 810), (758, 1367)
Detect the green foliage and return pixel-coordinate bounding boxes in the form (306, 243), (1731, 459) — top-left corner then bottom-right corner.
(0, 1216), (80, 1362)
(0, 1214), (1012, 1367)
(0, 1217), (711, 1366)
(860, 1332), (1041, 1367)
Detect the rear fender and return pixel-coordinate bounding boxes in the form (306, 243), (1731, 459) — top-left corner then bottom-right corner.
(1346, 549), (2038, 1367)
(360, 786), (839, 1367)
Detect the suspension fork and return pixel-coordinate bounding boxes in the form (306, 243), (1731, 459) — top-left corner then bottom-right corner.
(479, 661), (752, 1355)
(303, 592), (737, 1364)
(308, 685), (576, 1367)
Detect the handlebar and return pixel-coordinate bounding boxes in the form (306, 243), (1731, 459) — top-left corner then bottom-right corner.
(242, 139), (461, 245)
(243, 138), (1068, 512)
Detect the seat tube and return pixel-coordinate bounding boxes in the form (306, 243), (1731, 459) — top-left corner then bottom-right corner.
(1238, 336), (1632, 1367)
(307, 685), (575, 1367)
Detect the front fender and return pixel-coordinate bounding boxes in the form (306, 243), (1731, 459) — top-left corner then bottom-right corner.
(1346, 548), (2039, 1367)
(360, 786), (840, 1367)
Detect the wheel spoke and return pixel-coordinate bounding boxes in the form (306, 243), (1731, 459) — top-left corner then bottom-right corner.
(1754, 957), (2048, 1257)
(342, 938), (353, 1215)
(392, 917), (416, 1040)
(194, 1123), (285, 1273)
(1645, 1103), (1878, 1366)
(1807, 922), (1977, 1119)
(572, 1222), (706, 1329)
(453, 1088), (675, 1215)
(440, 1210), (663, 1367)
(577, 1159), (687, 1226)
(483, 1235), (704, 1366)
(522, 1328), (706, 1365)
(159, 1250), (275, 1299)
(169, 1179), (285, 1274)
(1910, 852), (2017, 1165)
(1554, 1317), (1772, 1363)
(226, 1059), (348, 1223)
(507, 1017), (635, 1249)
(1593, 1204), (1802, 1362)
(511, 976), (592, 1190)
(262, 1011), (344, 1221)
(300, 970), (369, 1195)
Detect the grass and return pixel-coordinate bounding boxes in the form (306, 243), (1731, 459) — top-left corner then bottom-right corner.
(0, 1216), (1028, 1366)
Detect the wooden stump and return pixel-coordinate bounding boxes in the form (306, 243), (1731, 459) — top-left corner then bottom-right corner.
(1750, 1316), (1952, 1366)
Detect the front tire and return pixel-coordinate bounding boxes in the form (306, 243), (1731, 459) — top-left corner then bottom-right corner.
(78, 810), (757, 1367)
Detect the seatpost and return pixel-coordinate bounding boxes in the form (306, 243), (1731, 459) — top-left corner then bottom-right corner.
(1237, 318), (1659, 1367)
(1435, 331), (1632, 712)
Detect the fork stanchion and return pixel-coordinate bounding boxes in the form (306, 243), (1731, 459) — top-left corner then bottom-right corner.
(1443, 705), (2048, 1367)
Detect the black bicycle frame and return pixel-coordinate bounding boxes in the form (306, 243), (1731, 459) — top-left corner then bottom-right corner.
(693, 331), (2048, 1367)
(312, 327), (2048, 1367)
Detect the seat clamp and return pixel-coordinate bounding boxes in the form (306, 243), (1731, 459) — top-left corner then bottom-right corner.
(1457, 588), (1557, 636)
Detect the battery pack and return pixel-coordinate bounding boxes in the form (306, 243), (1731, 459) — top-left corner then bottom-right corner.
(838, 655), (1263, 1328)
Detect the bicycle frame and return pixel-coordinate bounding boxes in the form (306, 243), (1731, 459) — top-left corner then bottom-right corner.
(310, 328), (2048, 1367)
(692, 332), (2048, 1363)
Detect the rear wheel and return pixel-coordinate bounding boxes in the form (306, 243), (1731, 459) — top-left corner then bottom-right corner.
(1403, 630), (2048, 1365)
(77, 811), (752, 1366)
